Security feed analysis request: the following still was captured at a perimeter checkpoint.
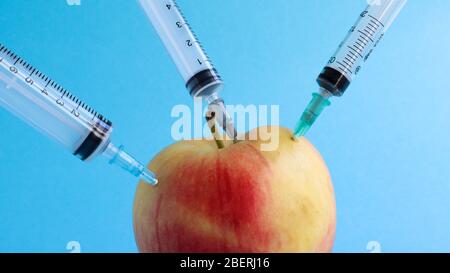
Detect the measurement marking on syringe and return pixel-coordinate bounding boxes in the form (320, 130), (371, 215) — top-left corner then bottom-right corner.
(337, 66), (349, 76)
(368, 22), (378, 31)
(360, 35), (371, 44)
(357, 39), (368, 47)
(353, 45), (363, 54)
(347, 46), (363, 58)
(363, 28), (373, 37)
(344, 57), (354, 66)
(0, 41), (157, 182)
(368, 15), (385, 27)
(365, 29), (376, 37)
(1, 54), (110, 125)
(358, 30), (374, 42)
(168, 0), (216, 69)
(342, 60), (353, 69)
(364, 26), (375, 36)
(370, 20), (381, 29)
(355, 41), (365, 50)
(366, 27), (377, 34)
(336, 61), (352, 74)
(340, 59), (352, 68)
(346, 53), (357, 62)
(358, 36), (369, 45)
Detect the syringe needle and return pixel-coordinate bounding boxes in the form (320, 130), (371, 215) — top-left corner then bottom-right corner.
(0, 43), (158, 185)
(294, 0), (407, 138)
(139, 0), (238, 143)
(293, 0), (406, 138)
(293, 90), (331, 139)
(207, 95), (238, 142)
(103, 143), (158, 186)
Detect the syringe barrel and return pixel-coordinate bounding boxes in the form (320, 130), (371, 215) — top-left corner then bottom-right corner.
(317, 0), (407, 96)
(138, 0), (223, 97)
(0, 45), (112, 161)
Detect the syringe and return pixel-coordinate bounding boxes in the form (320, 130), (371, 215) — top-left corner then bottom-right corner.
(294, 0), (407, 138)
(138, 0), (238, 141)
(0, 44), (157, 186)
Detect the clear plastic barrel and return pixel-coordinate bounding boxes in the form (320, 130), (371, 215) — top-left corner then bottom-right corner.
(325, 0), (407, 82)
(0, 44), (111, 159)
(138, 0), (223, 96)
(0, 44), (158, 185)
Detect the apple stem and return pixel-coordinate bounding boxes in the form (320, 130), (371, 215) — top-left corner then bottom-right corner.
(205, 111), (225, 149)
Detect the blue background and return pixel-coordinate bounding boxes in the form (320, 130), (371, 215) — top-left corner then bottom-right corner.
(0, 0), (449, 253)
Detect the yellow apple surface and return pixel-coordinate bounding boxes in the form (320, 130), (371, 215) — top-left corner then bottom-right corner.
(133, 127), (336, 252)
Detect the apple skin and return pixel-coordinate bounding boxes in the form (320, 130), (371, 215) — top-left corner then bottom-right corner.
(133, 127), (336, 253)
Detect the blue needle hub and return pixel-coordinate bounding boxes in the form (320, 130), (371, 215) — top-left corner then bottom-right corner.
(293, 92), (331, 138)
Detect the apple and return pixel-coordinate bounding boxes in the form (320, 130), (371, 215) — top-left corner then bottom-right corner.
(133, 127), (336, 252)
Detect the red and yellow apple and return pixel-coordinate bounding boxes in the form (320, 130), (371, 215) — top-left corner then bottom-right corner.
(133, 127), (336, 252)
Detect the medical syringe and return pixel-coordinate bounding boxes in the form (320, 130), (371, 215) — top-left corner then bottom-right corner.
(0, 44), (157, 186)
(293, 0), (407, 138)
(139, 0), (238, 141)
